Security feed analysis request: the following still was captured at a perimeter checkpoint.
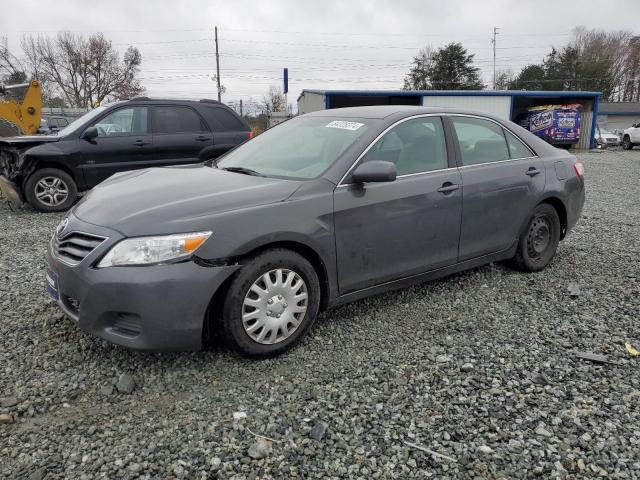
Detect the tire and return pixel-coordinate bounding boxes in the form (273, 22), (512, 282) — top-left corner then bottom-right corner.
(511, 203), (561, 273)
(24, 168), (78, 212)
(221, 248), (321, 356)
(623, 136), (633, 150)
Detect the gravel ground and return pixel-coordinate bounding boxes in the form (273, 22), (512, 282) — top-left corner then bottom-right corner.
(1, 149), (639, 479)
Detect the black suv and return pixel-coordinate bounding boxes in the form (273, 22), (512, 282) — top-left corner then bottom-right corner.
(0, 98), (252, 212)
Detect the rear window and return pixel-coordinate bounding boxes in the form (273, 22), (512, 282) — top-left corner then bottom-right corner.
(451, 116), (510, 166)
(201, 106), (248, 132)
(153, 106), (205, 134)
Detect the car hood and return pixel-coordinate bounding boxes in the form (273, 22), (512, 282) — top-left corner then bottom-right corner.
(73, 165), (303, 236)
(0, 134), (61, 146)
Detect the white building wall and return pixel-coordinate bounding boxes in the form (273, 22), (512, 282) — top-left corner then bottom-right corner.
(297, 92), (326, 114)
(422, 95), (512, 120)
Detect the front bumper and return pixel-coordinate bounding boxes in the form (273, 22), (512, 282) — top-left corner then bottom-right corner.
(0, 175), (24, 209)
(46, 215), (239, 351)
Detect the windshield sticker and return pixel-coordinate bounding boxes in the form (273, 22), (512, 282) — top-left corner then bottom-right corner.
(325, 121), (364, 131)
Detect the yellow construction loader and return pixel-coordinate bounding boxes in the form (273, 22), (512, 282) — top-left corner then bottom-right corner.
(0, 80), (42, 137)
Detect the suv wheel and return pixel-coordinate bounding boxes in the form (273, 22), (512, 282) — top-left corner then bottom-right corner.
(623, 136), (633, 150)
(24, 168), (77, 212)
(221, 248), (320, 356)
(512, 204), (561, 272)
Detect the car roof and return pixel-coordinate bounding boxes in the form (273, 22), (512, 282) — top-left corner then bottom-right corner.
(305, 105), (560, 159)
(122, 97), (224, 106)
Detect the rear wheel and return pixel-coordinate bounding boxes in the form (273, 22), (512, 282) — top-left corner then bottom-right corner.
(623, 136), (634, 150)
(512, 204), (561, 272)
(221, 248), (320, 356)
(24, 168), (77, 212)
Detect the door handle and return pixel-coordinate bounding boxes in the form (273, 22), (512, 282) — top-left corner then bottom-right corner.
(526, 167), (541, 177)
(437, 182), (460, 194)
(133, 139), (149, 146)
(195, 135), (210, 142)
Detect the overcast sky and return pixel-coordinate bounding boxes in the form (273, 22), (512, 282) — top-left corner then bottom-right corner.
(3, 0), (640, 113)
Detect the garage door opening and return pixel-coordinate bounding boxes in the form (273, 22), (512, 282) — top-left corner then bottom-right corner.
(329, 95), (422, 109)
(511, 95), (595, 150)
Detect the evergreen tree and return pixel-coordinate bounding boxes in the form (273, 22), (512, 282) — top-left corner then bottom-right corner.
(403, 43), (484, 90)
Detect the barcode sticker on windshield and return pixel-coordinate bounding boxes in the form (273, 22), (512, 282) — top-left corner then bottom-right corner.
(325, 121), (364, 131)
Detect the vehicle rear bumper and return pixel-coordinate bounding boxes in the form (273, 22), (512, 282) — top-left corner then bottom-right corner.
(46, 243), (240, 351)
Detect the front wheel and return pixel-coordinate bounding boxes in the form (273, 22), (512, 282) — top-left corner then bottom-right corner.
(24, 168), (78, 212)
(623, 136), (633, 150)
(221, 248), (321, 356)
(511, 204), (561, 272)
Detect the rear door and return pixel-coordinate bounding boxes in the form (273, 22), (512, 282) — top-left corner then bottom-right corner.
(151, 105), (212, 165)
(78, 105), (153, 187)
(449, 115), (546, 261)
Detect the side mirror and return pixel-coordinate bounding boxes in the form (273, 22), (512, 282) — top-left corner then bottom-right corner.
(81, 126), (99, 141)
(350, 160), (397, 184)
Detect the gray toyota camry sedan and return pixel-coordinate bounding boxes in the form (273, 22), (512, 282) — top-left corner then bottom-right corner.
(46, 106), (585, 356)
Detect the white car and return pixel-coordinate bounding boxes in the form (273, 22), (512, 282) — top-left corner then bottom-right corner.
(622, 123), (640, 150)
(596, 127), (621, 148)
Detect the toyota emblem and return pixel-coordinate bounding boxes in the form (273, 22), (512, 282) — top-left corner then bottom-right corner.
(56, 218), (69, 237)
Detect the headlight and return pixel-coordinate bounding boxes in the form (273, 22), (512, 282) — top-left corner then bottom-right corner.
(97, 231), (212, 267)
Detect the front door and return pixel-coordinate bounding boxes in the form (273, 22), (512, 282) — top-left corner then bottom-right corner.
(78, 106), (152, 187)
(333, 116), (463, 294)
(449, 115), (546, 260)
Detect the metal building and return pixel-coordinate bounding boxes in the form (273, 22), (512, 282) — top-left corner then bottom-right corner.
(597, 102), (640, 131)
(297, 89), (602, 149)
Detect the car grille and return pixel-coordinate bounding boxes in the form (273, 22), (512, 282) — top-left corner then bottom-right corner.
(53, 232), (107, 265)
(606, 138), (618, 143)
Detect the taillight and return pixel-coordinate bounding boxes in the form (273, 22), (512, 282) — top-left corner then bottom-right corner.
(573, 162), (584, 178)
(248, 131), (254, 140)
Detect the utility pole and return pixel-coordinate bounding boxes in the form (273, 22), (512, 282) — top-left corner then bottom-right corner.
(492, 27), (499, 90)
(239, 99), (243, 117)
(215, 26), (221, 102)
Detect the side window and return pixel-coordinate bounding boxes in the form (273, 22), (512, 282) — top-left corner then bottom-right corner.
(451, 117), (510, 166)
(94, 107), (148, 137)
(200, 106), (247, 132)
(361, 117), (448, 176)
(505, 130), (533, 159)
(153, 106), (205, 134)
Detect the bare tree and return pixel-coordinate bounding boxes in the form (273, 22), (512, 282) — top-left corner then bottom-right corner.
(403, 46), (436, 90)
(262, 85), (286, 114)
(12, 32), (144, 108)
(494, 69), (515, 90)
(0, 42), (27, 83)
(620, 36), (640, 101)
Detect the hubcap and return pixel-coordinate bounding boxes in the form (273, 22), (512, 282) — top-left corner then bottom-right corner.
(35, 177), (69, 207)
(527, 216), (551, 257)
(242, 268), (308, 345)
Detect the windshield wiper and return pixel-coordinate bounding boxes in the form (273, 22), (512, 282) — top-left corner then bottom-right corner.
(221, 166), (266, 177)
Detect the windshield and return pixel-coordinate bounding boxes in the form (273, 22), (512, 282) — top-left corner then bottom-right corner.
(217, 116), (372, 179)
(57, 105), (110, 136)
(599, 128), (613, 135)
